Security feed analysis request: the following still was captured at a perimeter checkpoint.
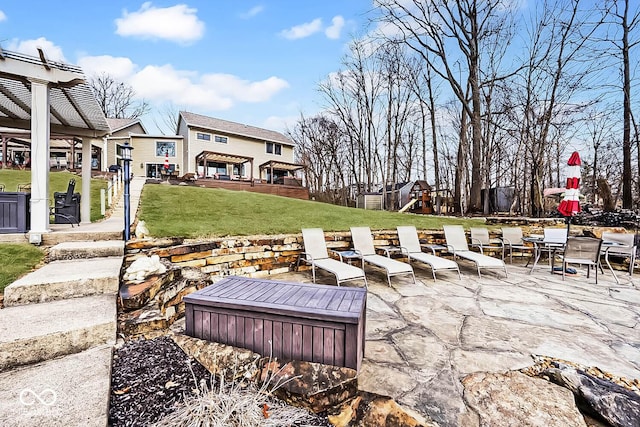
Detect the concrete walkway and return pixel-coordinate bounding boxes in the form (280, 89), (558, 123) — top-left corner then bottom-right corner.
(274, 261), (640, 427)
(0, 177), (146, 427)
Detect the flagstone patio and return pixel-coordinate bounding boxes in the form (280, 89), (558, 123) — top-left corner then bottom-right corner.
(273, 259), (640, 426)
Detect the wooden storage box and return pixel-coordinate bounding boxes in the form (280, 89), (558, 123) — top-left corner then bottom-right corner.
(0, 192), (30, 234)
(184, 276), (366, 370)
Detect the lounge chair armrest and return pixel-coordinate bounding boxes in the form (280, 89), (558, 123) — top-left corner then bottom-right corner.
(445, 245), (456, 256)
(299, 251), (314, 264)
(328, 249), (344, 262)
(398, 246), (409, 256)
(380, 246), (396, 257)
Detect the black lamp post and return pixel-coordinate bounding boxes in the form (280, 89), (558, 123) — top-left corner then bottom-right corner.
(121, 142), (133, 241)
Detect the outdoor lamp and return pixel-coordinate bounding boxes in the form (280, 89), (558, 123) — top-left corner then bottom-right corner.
(122, 142), (134, 241)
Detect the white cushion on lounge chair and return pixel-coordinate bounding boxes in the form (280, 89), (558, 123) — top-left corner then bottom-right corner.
(452, 250), (504, 267)
(313, 258), (368, 281)
(350, 226), (415, 286)
(362, 254), (413, 275)
(443, 225), (508, 278)
(397, 225), (460, 280)
(301, 228), (367, 287)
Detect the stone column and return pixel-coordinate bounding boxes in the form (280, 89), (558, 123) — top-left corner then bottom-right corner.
(29, 79), (51, 235)
(81, 137), (92, 224)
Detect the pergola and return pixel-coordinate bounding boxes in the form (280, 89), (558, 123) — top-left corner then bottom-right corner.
(0, 48), (110, 240)
(195, 150), (254, 180)
(258, 160), (304, 184)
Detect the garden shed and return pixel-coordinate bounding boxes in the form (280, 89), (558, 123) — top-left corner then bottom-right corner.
(356, 192), (383, 210)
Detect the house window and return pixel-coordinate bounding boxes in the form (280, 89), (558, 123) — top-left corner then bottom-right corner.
(266, 142), (282, 155)
(233, 164), (245, 176)
(197, 132), (211, 141)
(156, 141), (176, 157)
(214, 135), (228, 144)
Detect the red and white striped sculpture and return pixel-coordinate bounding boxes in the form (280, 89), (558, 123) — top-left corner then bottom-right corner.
(558, 151), (581, 217)
(164, 151), (170, 172)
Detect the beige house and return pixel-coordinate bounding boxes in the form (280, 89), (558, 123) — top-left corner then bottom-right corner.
(103, 118), (184, 178)
(177, 111), (301, 183)
(102, 113), (301, 182)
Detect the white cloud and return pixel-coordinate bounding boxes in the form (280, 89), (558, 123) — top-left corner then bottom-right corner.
(200, 74), (289, 103)
(240, 5), (264, 19)
(123, 64), (289, 111)
(263, 115), (299, 133)
(115, 2), (205, 44)
(77, 55), (137, 81)
(280, 18), (322, 40)
(325, 16), (345, 39)
(0, 11), (7, 22)
(7, 37), (66, 62)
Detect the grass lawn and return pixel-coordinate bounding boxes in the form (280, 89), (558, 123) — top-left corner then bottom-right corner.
(138, 185), (485, 238)
(0, 244), (44, 293)
(0, 169), (109, 222)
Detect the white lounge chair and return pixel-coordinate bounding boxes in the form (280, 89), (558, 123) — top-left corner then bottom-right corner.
(299, 228), (367, 287)
(443, 225), (508, 277)
(501, 227), (535, 263)
(396, 225), (461, 280)
(350, 226), (416, 286)
(470, 227), (504, 259)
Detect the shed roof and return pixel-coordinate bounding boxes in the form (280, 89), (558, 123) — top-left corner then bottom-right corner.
(179, 111), (293, 146)
(0, 49), (109, 137)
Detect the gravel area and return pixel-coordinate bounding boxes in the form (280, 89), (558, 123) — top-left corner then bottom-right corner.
(109, 336), (330, 426)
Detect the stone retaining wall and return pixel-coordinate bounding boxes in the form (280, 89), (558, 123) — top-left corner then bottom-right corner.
(125, 230), (452, 281)
(125, 224), (631, 282)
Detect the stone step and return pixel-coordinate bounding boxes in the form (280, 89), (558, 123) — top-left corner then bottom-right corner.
(0, 294), (116, 371)
(41, 230), (123, 246)
(48, 240), (125, 261)
(3, 257), (122, 307)
(0, 344), (112, 427)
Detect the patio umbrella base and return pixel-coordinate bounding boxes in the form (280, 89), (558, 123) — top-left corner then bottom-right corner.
(552, 266), (578, 276)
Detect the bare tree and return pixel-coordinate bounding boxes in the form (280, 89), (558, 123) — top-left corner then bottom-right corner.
(375, 0), (518, 213)
(89, 73), (149, 119)
(154, 102), (181, 135)
(606, 0), (640, 208)
(289, 114), (350, 204)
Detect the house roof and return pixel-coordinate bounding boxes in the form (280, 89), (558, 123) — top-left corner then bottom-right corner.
(0, 49), (110, 137)
(179, 111), (293, 146)
(106, 118), (148, 134)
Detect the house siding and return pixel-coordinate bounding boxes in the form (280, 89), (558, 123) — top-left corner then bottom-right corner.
(186, 128), (294, 178)
(129, 136), (184, 177)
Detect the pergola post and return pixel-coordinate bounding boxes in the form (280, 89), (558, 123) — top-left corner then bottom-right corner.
(1, 136), (7, 168)
(29, 79), (51, 236)
(81, 137), (92, 224)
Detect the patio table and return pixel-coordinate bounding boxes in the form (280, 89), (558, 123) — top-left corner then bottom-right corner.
(523, 236), (565, 274)
(524, 236), (628, 283)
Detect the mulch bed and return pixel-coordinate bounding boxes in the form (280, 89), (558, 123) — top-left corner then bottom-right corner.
(109, 336), (211, 426)
(109, 336), (330, 426)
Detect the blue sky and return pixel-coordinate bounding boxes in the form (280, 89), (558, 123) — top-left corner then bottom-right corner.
(0, 1), (373, 134)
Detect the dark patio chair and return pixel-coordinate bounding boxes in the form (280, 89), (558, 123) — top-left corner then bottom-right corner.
(51, 179), (80, 226)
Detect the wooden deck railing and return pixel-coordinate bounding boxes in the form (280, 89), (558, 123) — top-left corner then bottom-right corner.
(149, 178), (310, 200)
